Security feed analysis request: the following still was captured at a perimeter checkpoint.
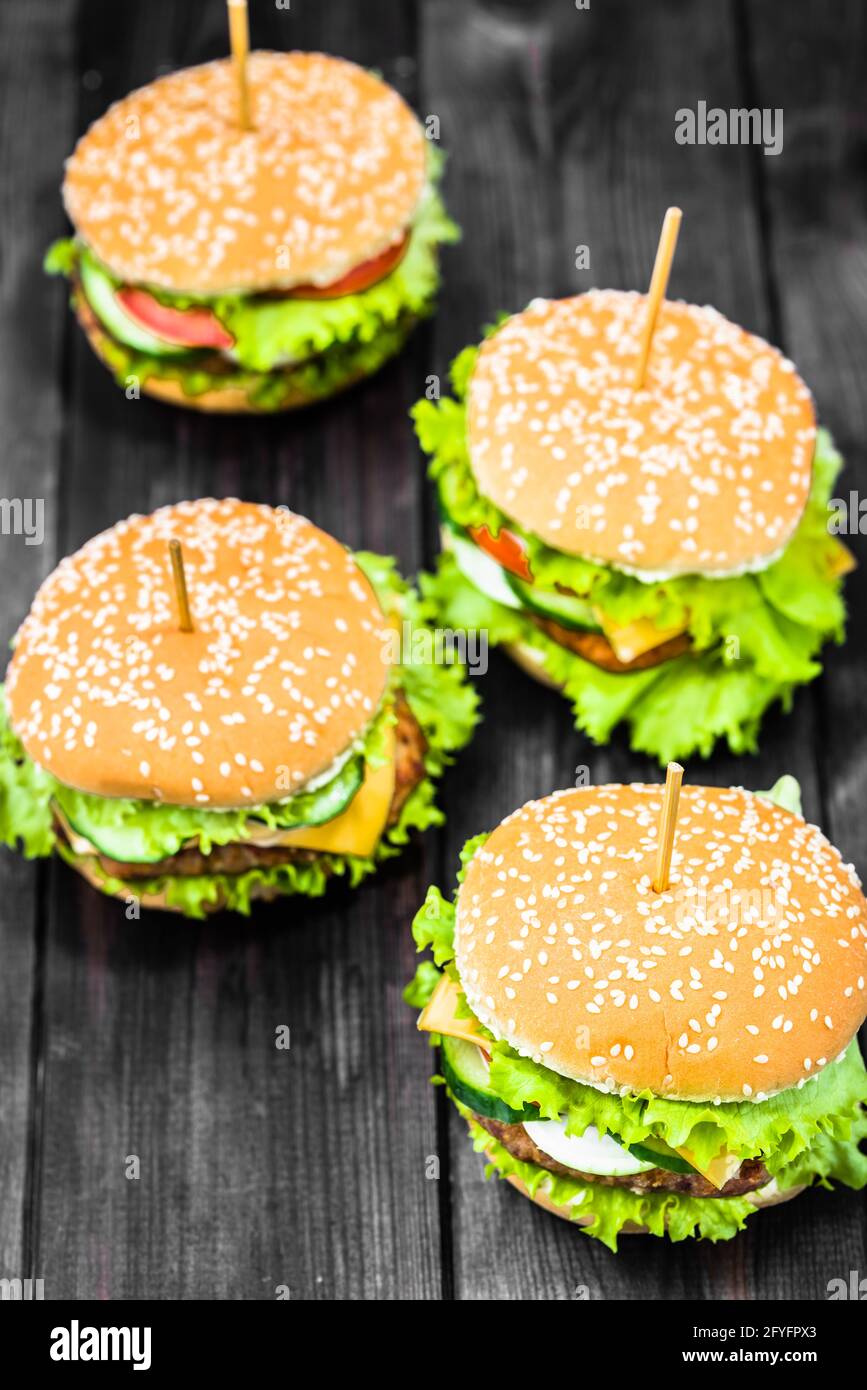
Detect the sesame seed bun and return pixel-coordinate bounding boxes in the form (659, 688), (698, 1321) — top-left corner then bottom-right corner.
(502, 639), (561, 689)
(455, 785), (867, 1102)
(6, 499), (390, 809)
(63, 51), (427, 296)
(467, 292), (816, 578)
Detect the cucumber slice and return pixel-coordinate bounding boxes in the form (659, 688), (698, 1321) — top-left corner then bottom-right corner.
(627, 1139), (698, 1176)
(58, 795), (197, 865)
(79, 252), (191, 357)
(506, 574), (601, 632)
(252, 754), (365, 830)
(56, 754), (365, 864)
(441, 1035), (538, 1123)
(441, 527), (525, 611)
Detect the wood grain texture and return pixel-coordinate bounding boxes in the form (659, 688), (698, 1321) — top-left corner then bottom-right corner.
(0, 0), (863, 1300)
(742, 0), (867, 1293)
(0, 0), (77, 1287)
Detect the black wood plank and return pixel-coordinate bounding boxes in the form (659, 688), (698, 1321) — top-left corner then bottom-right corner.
(32, 0), (444, 1300)
(742, 0), (867, 1292)
(0, 0), (77, 1289)
(419, 0), (598, 1299)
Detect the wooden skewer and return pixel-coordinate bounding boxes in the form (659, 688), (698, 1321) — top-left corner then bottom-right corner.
(652, 761), (683, 893)
(634, 206), (682, 390)
(169, 540), (194, 633)
(227, 0), (253, 130)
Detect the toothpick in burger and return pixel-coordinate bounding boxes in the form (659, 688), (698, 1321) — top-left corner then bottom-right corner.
(406, 775), (867, 1248)
(415, 210), (852, 764)
(0, 500), (478, 917)
(45, 49), (456, 411)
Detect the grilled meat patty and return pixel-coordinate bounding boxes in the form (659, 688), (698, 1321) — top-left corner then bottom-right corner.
(58, 692), (427, 880)
(531, 615), (692, 674)
(474, 1114), (770, 1198)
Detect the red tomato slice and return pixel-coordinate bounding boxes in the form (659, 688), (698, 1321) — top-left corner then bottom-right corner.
(468, 524), (533, 583)
(286, 233), (410, 299)
(115, 288), (235, 350)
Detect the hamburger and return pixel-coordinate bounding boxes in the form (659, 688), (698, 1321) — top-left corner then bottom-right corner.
(45, 51), (456, 412)
(415, 290), (852, 764)
(405, 777), (867, 1249)
(0, 499), (478, 916)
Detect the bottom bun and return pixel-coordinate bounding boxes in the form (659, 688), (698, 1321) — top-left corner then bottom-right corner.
(503, 639), (563, 690)
(504, 1173), (646, 1233)
(74, 295), (409, 414)
(67, 853), (285, 917)
(71, 854), (185, 914)
(110, 367), (266, 415)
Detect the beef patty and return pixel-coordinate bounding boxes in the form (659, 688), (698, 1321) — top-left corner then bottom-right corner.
(474, 1114), (769, 1198)
(58, 692), (427, 880)
(531, 615), (692, 674)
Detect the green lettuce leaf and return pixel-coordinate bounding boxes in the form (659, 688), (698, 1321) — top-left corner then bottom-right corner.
(424, 550), (817, 764)
(771, 1109), (867, 1190)
(402, 960), (442, 1008)
(409, 829), (488, 966)
(411, 885), (458, 967)
(414, 345), (848, 762)
(0, 554), (479, 915)
(44, 238), (79, 276)
(0, 699), (55, 856)
(756, 775), (803, 817)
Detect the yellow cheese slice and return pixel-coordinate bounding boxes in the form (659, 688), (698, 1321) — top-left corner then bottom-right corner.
(673, 1143), (743, 1191)
(827, 539), (856, 578)
(270, 721), (396, 857)
(417, 974), (486, 1045)
(594, 610), (687, 664)
(596, 541), (852, 664)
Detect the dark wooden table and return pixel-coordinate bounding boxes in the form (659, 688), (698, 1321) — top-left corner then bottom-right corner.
(0, 0), (864, 1301)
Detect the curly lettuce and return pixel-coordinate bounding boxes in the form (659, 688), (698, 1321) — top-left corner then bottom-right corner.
(414, 345), (849, 763)
(0, 555), (479, 917)
(406, 780), (867, 1245)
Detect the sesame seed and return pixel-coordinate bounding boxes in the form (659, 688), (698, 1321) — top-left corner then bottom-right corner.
(5, 500), (390, 811)
(467, 292), (815, 578)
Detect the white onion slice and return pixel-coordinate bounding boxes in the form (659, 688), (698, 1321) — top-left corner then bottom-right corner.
(523, 1119), (654, 1176)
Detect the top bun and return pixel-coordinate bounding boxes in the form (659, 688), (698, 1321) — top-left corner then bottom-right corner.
(466, 291), (816, 578)
(63, 51), (427, 296)
(6, 500), (389, 809)
(455, 785), (867, 1102)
